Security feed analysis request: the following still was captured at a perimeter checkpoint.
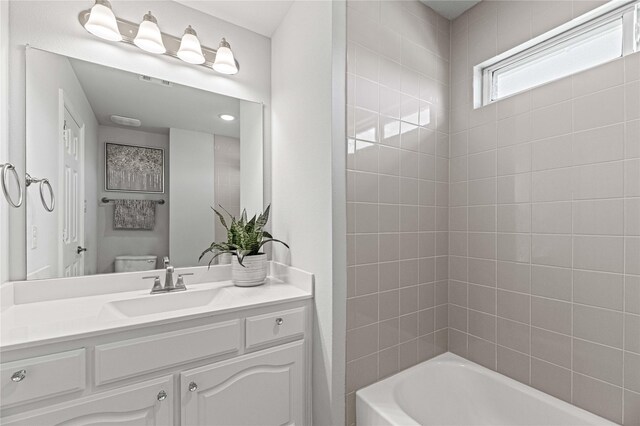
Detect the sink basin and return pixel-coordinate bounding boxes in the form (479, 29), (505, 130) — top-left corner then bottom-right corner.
(100, 288), (225, 319)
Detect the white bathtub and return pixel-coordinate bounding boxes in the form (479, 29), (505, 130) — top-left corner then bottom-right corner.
(356, 352), (616, 426)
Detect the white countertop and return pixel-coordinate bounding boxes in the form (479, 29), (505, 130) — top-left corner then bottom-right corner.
(0, 262), (313, 351)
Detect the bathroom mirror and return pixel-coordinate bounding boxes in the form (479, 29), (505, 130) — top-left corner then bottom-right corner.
(25, 48), (263, 280)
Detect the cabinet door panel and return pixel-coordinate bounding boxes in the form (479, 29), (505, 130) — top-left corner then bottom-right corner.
(2, 376), (173, 426)
(182, 341), (304, 426)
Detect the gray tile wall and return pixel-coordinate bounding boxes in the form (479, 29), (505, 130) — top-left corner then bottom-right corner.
(345, 1), (450, 424)
(449, 1), (640, 424)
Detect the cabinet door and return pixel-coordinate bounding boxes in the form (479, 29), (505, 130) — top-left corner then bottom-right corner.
(181, 341), (304, 426)
(2, 376), (173, 426)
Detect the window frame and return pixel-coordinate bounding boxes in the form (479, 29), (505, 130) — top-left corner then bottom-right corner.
(474, 0), (640, 108)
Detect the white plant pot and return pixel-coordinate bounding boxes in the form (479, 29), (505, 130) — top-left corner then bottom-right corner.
(218, 252), (232, 265)
(232, 253), (267, 287)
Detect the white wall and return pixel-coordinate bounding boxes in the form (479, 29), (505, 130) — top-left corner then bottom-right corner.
(271, 1), (346, 424)
(240, 100), (263, 217)
(170, 128), (215, 268)
(7, 0), (271, 280)
(214, 135), (241, 242)
(0, 2), (9, 283)
(0, 0), (10, 285)
(25, 48), (99, 279)
(97, 126), (169, 274)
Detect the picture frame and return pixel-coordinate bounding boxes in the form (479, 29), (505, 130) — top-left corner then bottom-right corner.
(104, 142), (164, 193)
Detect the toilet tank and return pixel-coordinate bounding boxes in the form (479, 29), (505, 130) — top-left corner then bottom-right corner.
(114, 255), (158, 272)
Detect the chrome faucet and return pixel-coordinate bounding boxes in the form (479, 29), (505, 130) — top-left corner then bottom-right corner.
(165, 265), (176, 291)
(143, 259), (192, 294)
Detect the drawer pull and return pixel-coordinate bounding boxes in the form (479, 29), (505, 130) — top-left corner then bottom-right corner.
(10, 370), (26, 383)
(156, 390), (167, 401)
(275, 318), (284, 326)
(189, 381), (198, 392)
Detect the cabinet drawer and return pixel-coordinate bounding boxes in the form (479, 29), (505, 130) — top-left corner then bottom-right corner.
(95, 320), (240, 385)
(1, 349), (85, 407)
(245, 307), (305, 349)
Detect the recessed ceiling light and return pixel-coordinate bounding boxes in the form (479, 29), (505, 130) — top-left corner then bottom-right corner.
(218, 114), (235, 121)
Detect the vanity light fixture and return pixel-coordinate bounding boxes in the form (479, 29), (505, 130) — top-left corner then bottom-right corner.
(78, 2), (240, 75)
(133, 12), (166, 54)
(212, 38), (238, 75)
(83, 0), (121, 42)
(177, 26), (205, 65)
(218, 114), (235, 121)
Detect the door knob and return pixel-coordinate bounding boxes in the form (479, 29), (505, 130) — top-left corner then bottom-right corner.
(188, 381), (198, 392)
(11, 370), (26, 382)
(77, 246), (87, 254)
(157, 390), (167, 401)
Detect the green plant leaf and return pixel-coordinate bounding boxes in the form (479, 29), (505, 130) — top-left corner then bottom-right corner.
(198, 242), (232, 262)
(245, 215), (257, 237)
(201, 204), (288, 264)
(218, 204), (234, 218)
(211, 207), (228, 231)
(236, 249), (253, 267)
(259, 238), (290, 250)
(256, 205), (270, 229)
(205, 251), (229, 268)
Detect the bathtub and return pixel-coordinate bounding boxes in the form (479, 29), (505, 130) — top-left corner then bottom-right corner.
(356, 352), (616, 426)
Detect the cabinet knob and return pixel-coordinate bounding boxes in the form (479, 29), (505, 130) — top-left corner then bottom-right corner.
(275, 317), (284, 326)
(189, 381), (198, 392)
(11, 370), (26, 382)
(157, 390), (167, 401)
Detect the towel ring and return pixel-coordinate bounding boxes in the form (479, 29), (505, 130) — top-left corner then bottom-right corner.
(1, 163), (23, 208)
(26, 173), (55, 213)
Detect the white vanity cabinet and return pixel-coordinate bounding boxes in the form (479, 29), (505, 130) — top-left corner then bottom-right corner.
(0, 299), (312, 426)
(181, 341), (305, 426)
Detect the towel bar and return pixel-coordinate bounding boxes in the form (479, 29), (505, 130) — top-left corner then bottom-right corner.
(101, 197), (165, 205)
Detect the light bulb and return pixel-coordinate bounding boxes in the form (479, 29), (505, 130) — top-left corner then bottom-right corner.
(177, 26), (205, 64)
(212, 38), (238, 75)
(84, 0), (122, 42)
(134, 12), (166, 54)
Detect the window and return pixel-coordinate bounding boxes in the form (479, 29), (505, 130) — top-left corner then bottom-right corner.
(474, 0), (640, 107)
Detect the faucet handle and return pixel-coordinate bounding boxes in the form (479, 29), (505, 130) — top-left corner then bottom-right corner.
(144, 275), (163, 294)
(175, 273), (193, 290)
(164, 265), (176, 290)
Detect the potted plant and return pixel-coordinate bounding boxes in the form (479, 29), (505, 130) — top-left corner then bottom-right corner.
(199, 205), (288, 287)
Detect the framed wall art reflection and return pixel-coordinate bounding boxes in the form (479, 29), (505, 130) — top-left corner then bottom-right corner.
(105, 142), (164, 193)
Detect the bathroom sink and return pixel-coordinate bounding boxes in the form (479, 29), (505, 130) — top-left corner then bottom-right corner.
(101, 288), (225, 319)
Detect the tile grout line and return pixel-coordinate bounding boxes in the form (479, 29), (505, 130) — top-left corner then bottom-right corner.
(570, 72), (575, 407)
